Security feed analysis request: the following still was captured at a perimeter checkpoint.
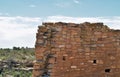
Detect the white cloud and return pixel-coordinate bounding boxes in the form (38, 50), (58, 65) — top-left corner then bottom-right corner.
(0, 16), (42, 48)
(0, 13), (3, 15)
(29, 4), (36, 7)
(0, 15), (120, 48)
(5, 13), (9, 16)
(55, 2), (71, 8)
(73, 0), (80, 4)
(0, 13), (9, 16)
(55, 0), (81, 8)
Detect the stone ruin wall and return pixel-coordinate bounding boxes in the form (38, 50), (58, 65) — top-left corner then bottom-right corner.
(33, 22), (120, 77)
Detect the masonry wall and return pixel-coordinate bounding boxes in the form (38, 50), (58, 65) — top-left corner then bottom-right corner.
(33, 22), (120, 77)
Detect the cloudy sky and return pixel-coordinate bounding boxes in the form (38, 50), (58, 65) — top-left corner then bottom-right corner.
(0, 0), (120, 48)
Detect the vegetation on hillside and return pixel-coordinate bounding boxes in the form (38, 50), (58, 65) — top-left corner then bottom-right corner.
(0, 47), (35, 77)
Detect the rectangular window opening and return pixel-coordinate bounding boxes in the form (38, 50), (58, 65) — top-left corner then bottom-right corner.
(63, 56), (66, 61)
(105, 69), (111, 73)
(93, 60), (97, 64)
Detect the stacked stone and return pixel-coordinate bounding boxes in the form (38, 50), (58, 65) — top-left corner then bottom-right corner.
(33, 24), (52, 77)
(33, 22), (120, 77)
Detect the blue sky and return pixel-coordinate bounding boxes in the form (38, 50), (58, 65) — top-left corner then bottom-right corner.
(0, 0), (120, 48)
(0, 0), (120, 17)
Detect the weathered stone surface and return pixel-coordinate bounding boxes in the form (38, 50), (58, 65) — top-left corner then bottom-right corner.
(33, 22), (120, 77)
